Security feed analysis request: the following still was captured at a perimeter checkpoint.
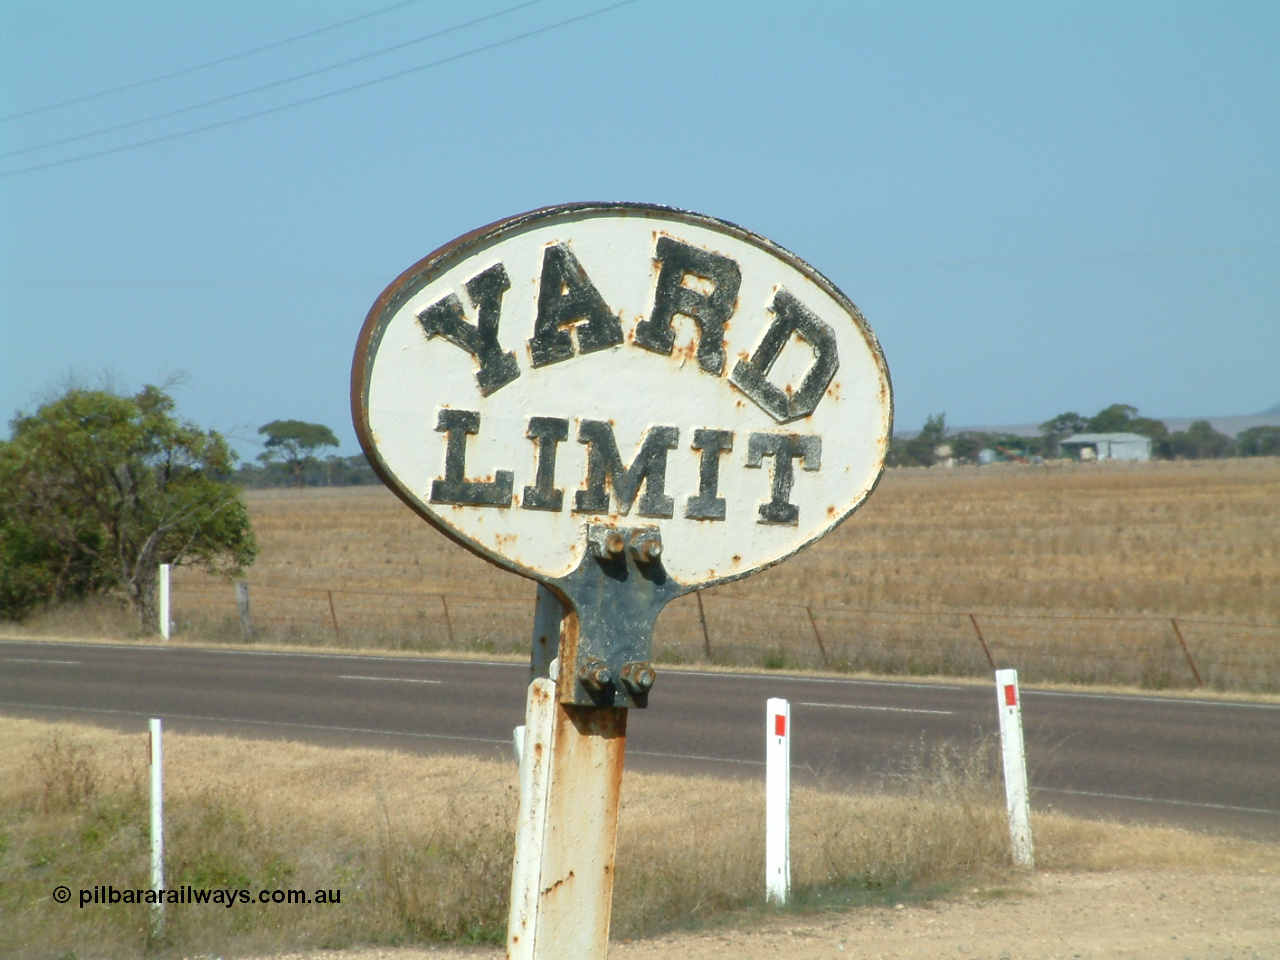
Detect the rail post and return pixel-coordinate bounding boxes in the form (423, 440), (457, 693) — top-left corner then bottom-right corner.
(994, 669), (1034, 868)
(507, 622), (628, 958)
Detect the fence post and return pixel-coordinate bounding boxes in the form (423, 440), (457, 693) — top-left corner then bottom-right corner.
(235, 581), (253, 641)
(1170, 618), (1204, 686)
(440, 594), (456, 647)
(158, 564), (171, 641)
(805, 606), (830, 667)
(994, 669), (1034, 868)
(149, 718), (165, 936)
(970, 613), (995, 669)
(765, 697), (791, 903)
(695, 591), (712, 661)
(326, 590), (341, 641)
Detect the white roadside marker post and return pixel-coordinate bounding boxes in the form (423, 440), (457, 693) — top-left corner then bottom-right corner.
(513, 724), (525, 766)
(158, 564), (171, 641)
(766, 697), (791, 904)
(995, 669), (1035, 868)
(149, 718), (165, 935)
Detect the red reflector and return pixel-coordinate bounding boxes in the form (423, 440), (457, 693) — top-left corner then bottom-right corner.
(774, 714), (786, 737)
(1004, 684), (1017, 707)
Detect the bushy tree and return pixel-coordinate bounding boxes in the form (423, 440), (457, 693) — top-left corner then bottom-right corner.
(258, 419), (339, 486)
(1236, 426), (1280, 457)
(1038, 411), (1087, 457)
(1085, 403), (1168, 444)
(0, 386), (257, 625)
(887, 414), (947, 467)
(1160, 420), (1232, 459)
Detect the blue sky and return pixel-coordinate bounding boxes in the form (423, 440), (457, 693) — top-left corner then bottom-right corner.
(2, 1), (1277, 459)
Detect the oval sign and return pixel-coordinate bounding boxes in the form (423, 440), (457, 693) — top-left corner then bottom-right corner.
(352, 202), (892, 590)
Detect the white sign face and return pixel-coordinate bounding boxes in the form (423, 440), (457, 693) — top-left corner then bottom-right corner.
(353, 203), (891, 589)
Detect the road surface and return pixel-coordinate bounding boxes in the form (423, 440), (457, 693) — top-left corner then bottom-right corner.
(1, 638), (1276, 840)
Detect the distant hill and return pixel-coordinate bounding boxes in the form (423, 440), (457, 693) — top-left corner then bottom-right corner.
(1264, 401), (1280, 416)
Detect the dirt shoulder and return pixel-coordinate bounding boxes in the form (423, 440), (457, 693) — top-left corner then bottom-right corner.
(254, 869), (1278, 960)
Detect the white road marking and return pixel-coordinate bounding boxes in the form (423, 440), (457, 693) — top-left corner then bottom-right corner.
(0, 700), (508, 746)
(799, 701), (952, 716)
(1026, 690), (1280, 711)
(1035, 786), (1280, 816)
(338, 675), (443, 684)
(0, 657), (81, 665)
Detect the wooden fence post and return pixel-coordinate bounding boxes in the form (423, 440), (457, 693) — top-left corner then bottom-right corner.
(695, 592), (712, 661)
(970, 613), (996, 669)
(235, 581), (253, 641)
(805, 606), (830, 667)
(326, 590), (341, 641)
(1170, 618), (1204, 686)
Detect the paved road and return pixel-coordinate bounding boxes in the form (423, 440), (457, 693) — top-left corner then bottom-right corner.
(1, 638), (1277, 840)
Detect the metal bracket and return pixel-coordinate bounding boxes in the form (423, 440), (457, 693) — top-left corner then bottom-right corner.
(549, 523), (686, 708)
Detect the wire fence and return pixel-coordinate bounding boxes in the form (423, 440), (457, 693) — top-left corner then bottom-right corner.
(168, 579), (1280, 694)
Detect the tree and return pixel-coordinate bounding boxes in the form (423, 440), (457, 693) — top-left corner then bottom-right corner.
(949, 433), (983, 464)
(0, 386), (257, 625)
(1082, 404), (1168, 447)
(1236, 426), (1280, 457)
(258, 419), (339, 486)
(887, 414), (947, 467)
(1039, 411), (1087, 458)
(1160, 420), (1232, 459)
(1087, 404), (1140, 433)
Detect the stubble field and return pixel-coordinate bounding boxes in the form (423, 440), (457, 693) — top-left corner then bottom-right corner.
(30, 456), (1276, 691)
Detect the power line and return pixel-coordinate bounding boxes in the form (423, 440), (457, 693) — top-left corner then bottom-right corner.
(0, 0), (429, 123)
(1, 0), (549, 160)
(1, 0), (637, 178)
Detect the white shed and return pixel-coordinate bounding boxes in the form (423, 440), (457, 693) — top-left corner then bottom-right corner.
(1060, 432), (1152, 462)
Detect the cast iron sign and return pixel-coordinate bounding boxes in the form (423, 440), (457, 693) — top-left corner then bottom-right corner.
(353, 202), (892, 704)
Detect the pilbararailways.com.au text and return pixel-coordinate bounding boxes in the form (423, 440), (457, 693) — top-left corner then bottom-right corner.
(59, 885), (342, 908)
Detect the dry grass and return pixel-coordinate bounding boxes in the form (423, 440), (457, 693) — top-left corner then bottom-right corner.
(7, 458), (1279, 689)
(2, 718), (1276, 958)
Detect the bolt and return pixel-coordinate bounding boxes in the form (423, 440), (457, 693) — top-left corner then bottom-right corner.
(620, 661), (656, 694)
(638, 538), (662, 562)
(578, 657), (611, 692)
(602, 531), (625, 557)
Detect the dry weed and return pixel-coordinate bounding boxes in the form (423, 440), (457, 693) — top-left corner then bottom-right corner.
(1, 717), (1276, 958)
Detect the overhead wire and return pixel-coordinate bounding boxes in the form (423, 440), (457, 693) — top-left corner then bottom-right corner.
(0, 0), (637, 178)
(0, 0), (549, 160)
(0, 0), (430, 123)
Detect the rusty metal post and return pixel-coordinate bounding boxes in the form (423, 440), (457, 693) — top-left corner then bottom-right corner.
(1170, 618), (1204, 686)
(531, 584), (562, 679)
(970, 613), (996, 669)
(695, 591), (712, 661)
(507, 614), (626, 960)
(805, 606), (830, 667)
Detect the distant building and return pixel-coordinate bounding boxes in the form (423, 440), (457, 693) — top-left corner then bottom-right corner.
(1060, 432), (1152, 462)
